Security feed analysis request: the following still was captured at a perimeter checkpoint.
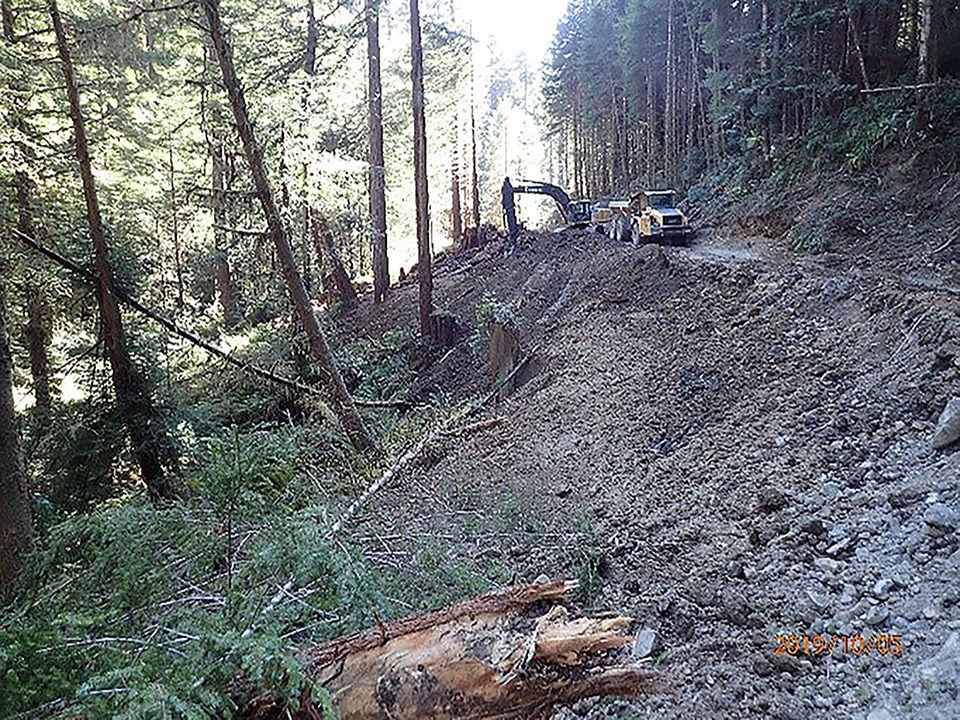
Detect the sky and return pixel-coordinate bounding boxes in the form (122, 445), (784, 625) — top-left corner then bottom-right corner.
(467, 0), (569, 64)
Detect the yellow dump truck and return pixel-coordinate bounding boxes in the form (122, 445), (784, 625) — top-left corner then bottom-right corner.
(598, 190), (693, 246)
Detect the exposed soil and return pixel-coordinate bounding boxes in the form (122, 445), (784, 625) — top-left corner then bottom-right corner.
(337, 171), (960, 719)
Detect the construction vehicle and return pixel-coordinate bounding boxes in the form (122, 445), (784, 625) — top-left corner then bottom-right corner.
(602, 190), (692, 246)
(502, 177), (591, 242)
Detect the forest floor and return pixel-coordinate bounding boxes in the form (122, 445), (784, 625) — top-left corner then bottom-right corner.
(336, 167), (960, 719)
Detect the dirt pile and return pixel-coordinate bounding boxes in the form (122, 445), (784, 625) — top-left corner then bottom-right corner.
(341, 197), (960, 718)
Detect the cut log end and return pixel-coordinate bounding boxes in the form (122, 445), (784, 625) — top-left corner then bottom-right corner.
(238, 580), (662, 720)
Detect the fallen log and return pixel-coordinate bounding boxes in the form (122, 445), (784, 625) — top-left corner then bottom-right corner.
(239, 580), (659, 719)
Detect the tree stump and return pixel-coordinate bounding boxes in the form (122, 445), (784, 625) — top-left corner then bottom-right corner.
(430, 313), (462, 347)
(488, 319), (521, 399)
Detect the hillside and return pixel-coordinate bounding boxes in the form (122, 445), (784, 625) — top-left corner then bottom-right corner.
(338, 170), (960, 718)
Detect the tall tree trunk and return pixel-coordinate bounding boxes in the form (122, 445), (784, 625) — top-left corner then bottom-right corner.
(304, 0), (318, 75)
(469, 97), (480, 230)
(0, 267), (33, 596)
(366, 0), (389, 303)
(2, 0), (13, 41)
(212, 139), (240, 326)
(468, 33), (481, 231)
(201, 0), (377, 454)
(914, 0), (936, 128)
(50, 0), (179, 502)
(409, 0), (432, 338)
(917, 0), (935, 83)
(23, 285), (53, 415)
(15, 173), (55, 417)
(167, 145), (185, 313)
(450, 125), (463, 244)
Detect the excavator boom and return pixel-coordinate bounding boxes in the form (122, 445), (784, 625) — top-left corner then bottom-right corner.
(502, 177), (590, 241)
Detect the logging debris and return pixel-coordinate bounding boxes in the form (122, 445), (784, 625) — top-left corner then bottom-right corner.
(239, 580), (661, 719)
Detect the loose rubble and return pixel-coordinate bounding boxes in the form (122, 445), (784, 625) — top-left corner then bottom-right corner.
(345, 220), (960, 718)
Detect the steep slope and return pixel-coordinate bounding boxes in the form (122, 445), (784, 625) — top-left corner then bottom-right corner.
(341, 206), (960, 718)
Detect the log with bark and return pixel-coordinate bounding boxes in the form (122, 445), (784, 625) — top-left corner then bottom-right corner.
(239, 580), (659, 719)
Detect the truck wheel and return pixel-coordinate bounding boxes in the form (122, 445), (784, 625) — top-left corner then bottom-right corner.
(614, 216), (630, 243)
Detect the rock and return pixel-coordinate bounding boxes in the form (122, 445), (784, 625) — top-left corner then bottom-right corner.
(815, 557), (840, 573)
(917, 631), (960, 684)
(726, 560), (744, 579)
(864, 606), (890, 627)
(866, 709), (895, 720)
(826, 537), (852, 556)
(821, 482), (841, 499)
(806, 589), (831, 610)
(802, 518), (827, 536)
(757, 487), (789, 512)
(923, 503), (958, 534)
(888, 485), (924, 508)
(872, 578), (895, 601)
(933, 397), (960, 449)
(721, 588), (753, 626)
(632, 628), (656, 659)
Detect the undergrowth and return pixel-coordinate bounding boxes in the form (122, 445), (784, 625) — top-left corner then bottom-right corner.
(2, 321), (494, 718)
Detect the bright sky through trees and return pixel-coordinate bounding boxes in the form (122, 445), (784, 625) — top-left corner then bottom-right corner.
(468, 0), (569, 61)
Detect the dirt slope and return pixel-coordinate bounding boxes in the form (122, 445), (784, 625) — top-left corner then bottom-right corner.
(342, 212), (960, 718)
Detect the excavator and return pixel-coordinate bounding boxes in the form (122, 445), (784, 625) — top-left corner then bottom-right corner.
(501, 177), (591, 242)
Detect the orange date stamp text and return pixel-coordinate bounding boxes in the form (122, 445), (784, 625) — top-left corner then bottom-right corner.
(773, 633), (903, 657)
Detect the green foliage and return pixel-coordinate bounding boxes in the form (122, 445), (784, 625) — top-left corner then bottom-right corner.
(472, 294), (515, 354)
(787, 221), (829, 254)
(801, 95), (915, 173)
(0, 454), (375, 718)
(27, 395), (129, 513)
(335, 330), (418, 401)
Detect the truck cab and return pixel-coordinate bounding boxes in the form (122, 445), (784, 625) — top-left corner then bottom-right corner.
(631, 190), (691, 246)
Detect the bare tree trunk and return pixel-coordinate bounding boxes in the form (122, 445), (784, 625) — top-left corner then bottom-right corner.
(2, 0), (13, 41)
(15, 173), (55, 417)
(50, 0), (179, 502)
(450, 125), (463, 244)
(212, 139), (240, 326)
(849, 8), (871, 89)
(23, 285), (53, 414)
(469, 97), (480, 230)
(167, 145), (185, 313)
(201, 0), (377, 454)
(409, 0), (432, 338)
(0, 267), (34, 596)
(366, 0), (389, 303)
(468, 33), (481, 231)
(664, 0), (678, 184)
(304, 0), (318, 75)
(915, 0), (935, 127)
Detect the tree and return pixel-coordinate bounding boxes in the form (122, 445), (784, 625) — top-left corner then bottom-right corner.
(49, 0), (179, 503)
(15, 173), (55, 419)
(0, 263), (34, 595)
(200, 0), (377, 454)
(410, 0), (433, 338)
(450, 125), (463, 243)
(366, 0), (389, 303)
